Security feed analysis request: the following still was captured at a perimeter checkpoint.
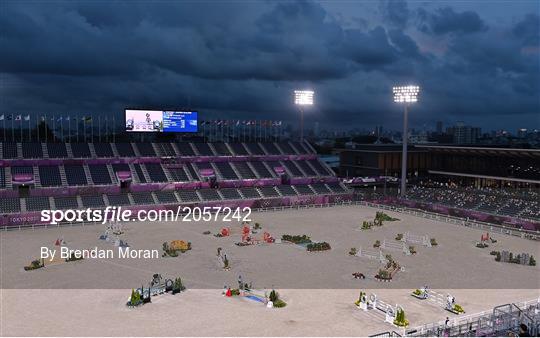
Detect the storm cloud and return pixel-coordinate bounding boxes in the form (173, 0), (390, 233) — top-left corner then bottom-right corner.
(0, 0), (538, 131)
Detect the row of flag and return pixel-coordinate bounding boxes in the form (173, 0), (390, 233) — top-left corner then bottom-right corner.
(0, 115), (95, 122)
(200, 120), (282, 126)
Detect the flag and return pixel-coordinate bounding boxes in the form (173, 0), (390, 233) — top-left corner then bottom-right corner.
(15, 115), (22, 121)
(24, 115), (30, 121)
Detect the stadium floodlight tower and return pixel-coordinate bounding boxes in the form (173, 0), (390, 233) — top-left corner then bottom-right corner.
(294, 90), (314, 142)
(393, 85), (420, 197)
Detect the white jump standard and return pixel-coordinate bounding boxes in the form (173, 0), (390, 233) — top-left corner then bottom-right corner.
(382, 239), (411, 255)
(402, 232), (432, 247)
(356, 246), (388, 264)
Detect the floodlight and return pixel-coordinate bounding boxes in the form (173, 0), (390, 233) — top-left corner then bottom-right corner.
(294, 90), (314, 105)
(393, 85), (420, 103)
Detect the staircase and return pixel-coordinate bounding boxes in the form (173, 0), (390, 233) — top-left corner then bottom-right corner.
(33, 166), (42, 188)
(89, 143), (97, 158)
(107, 164), (117, 184)
(66, 143), (74, 158)
(132, 142), (141, 157)
(42, 143), (49, 159)
(140, 163), (152, 183)
(83, 164), (94, 185)
(59, 165), (68, 186)
(16, 143), (22, 159)
(246, 162), (260, 179)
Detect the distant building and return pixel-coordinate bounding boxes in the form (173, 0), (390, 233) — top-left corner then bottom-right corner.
(436, 121), (443, 135)
(447, 121), (481, 144)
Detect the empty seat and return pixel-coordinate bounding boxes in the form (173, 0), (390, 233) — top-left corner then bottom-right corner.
(54, 196), (79, 210)
(194, 143), (214, 156)
(154, 191), (178, 204)
(11, 166), (33, 175)
(145, 163), (167, 182)
(155, 143), (176, 157)
(46, 143), (68, 158)
(265, 161), (282, 176)
(220, 188), (242, 200)
(168, 167), (190, 182)
(239, 187), (261, 199)
(177, 190), (200, 202)
(326, 182), (347, 193)
(93, 143), (114, 157)
(22, 143), (43, 158)
(25, 196), (51, 211)
(106, 194), (132, 206)
(308, 159), (330, 176)
(245, 143), (265, 155)
(214, 162), (238, 180)
(135, 143), (156, 157)
(311, 183), (331, 194)
(64, 165), (88, 186)
(233, 162), (256, 179)
(277, 142), (296, 155)
(282, 161), (304, 177)
(175, 142), (195, 156)
(294, 185), (315, 195)
(258, 186), (280, 198)
(89, 165), (112, 185)
(295, 160), (317, 176)
(229, 143), (249, 155)
(71, 143), (91, 158)
(261, 143), (281, 155)
(2, 143), (18, 159)
(212, 143), (231, 156)
(0, 197), (21, 213)
(249, 161), (273, 178)
(81, 195), (105, 208)
(276, 185), (297, 196)
(291, 141), (310, 154)
(198, 189), (221, 201)
(185, 163), (200, 181)
(38, 166), (62, 187)
(132, 164), (147, 183)
(115, 143), (135, 157)
(131, 192), (155, 205)
(0, 167), (5, 188)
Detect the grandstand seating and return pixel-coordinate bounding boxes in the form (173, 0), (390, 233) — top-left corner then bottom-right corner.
(194, 143), (214, 156)
(81, 195), (105, 208)
(233, 162), (257, 179)
(71, 143), (91, 158)
(212, 143), (231, 156)
(93, 143), (114, 157)
(327, 182), (347, 193)
(154, 190), (178, 204)
(282, 160), (304, 177)
(115, 143), (135, 157)
(22, 143), (43, 158)
(177, 190), (200, 202)
(245, 142), (265, 155)
(294, 185), (315, 195)
(308, 159), (330, 176)
(229, 143), (249, 155)
(260, 142), (281, 155)
(198, 189), (221, 201)
(220, 188), (242, 200)
(277, 142), (296, 154)
(249, 161), (273, 178)
(295, 160), (317, 176)
(168, 167), (190, 182)
(276, 185), (298, 196)
(88, 164), (112, 185)
(26, 196), (51, 211)
(47, 143), (68, 158)
(54, 196), (79, 210)
(155, 143), (176, 157)
(258, 185), (280, 197)
(214, 161), (238, 180)
(135, 143), (156, 157)
(39, 166), (62, 187)
(175, 142), (195, 156)
(236, 187), (259, 199)
(145, 163), (168, 182)
(311, 183), (331, 194)
(64, 164), (88, 186)
(106, 194), (131, 206)
(2, 143), (18, 159)
(131, 192), (155, 205)
(132, 164), (147, 183)
(0, 167), (5, 188)
(0, 197), (21, 213)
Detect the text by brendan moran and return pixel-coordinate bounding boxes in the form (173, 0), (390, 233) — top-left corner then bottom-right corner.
(41, 246), (159, 261)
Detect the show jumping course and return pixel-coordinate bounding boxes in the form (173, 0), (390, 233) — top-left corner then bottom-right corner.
(356, 246), (388, 264)
(411, 288), (463, 314)
(382, 239), (411, 255)
(356, 292), (404, 326)
(401, 231), (432, 247)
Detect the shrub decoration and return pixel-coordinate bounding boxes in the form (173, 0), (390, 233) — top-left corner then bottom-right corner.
(393, 308), (409, 327)
(269, 289), (287, 308)
(203, 230), (211, 235)
(349, 247), (357, 256)
(307, 242), (331, 252)
(24, 259), (45, 271)
(127, 289), (143, 307)
(65, 252), (84, 262)
(375, 211), (399, 222)
(430, 238), (438, 246)
(162, 241), (192, 257)
(452, 304), (465, 314)
(395, 233), (403, 241)
(373, 240), (381, 248)
(409, 246), (416, 254)
(281, 234), (312, 244)
(494, 250), (536, 266)
(412, 289), (422, 296)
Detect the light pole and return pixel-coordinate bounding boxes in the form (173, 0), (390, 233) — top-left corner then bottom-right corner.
(393, 85), (420, 198)
(294, 90), (314, 142)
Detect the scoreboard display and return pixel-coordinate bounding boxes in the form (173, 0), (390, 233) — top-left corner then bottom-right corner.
(125, 109), (198, 133)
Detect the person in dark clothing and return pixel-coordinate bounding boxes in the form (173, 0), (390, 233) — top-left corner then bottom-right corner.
(519, 323), (530, 337)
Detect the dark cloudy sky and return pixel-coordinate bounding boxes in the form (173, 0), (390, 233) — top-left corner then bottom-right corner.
(1, 0), (539, 132)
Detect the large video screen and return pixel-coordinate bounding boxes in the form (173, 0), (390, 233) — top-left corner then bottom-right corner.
(125, 109), (198, 133)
